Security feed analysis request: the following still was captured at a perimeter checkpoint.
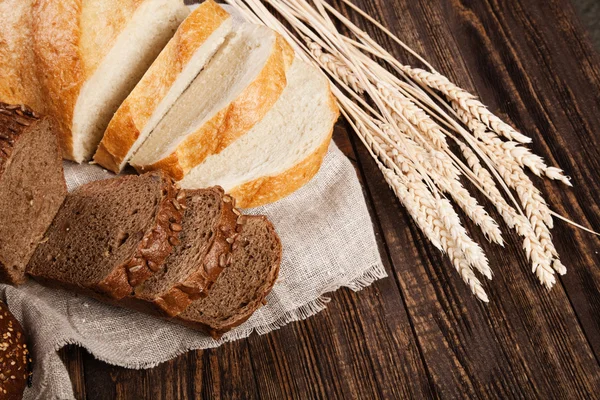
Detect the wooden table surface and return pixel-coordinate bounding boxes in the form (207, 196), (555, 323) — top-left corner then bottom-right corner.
(59, 0), (600, 398)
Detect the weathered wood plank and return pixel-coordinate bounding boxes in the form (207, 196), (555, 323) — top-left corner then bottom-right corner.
(331, 0), (600, 397)
(245, 245), (434, 399)
(443, 0), (600, 361)
(82, 342), (260, 400)
(58, 346), (87, 400)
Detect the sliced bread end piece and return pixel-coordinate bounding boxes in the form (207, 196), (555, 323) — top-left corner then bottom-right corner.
(130, 24), (295, 180)
(26, 172), (186, 299)
(131, 187), (239, 317)
(179, 57), (339, 208)
(0, 103), (67, 285)
(176, 215), (282, 339)
(70, 0), (189, 163)
(94, 0), (232, 173)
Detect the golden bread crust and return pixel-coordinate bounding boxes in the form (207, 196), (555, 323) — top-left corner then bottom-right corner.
(134, 33), (295, 178)
(95, 0), (230, 173)
(230, 135), (331, 208)
(32, 0), (85, 159)
(229, 89), (339, 208)
(0, 0), (42, 111)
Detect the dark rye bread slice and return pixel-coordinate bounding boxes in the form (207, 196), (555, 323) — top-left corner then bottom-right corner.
(0, 103), (67, 285)
(130, 188), (238, 317)
(27, 171), (185, 299)
(175, 215), (282, 339)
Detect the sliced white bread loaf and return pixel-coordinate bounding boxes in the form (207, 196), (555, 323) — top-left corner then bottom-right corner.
(130, 22), (294, 180)
(179, 57), (339, 208)
(33, 0), (189, 162)
(94, 0), (232, 173)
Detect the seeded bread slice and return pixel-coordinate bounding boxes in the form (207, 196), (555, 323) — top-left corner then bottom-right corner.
(175, 215), (282, 339)
(131, 187), (238, 317)
(0, 103), (67, 285)
(27, 172), (185, 299)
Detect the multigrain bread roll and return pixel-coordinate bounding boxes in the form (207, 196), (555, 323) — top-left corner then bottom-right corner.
(0, 300), (31, 400)
(94, 0), (233, 173)
(129, 22), (294, 179)
(179, 57), (339, 208)
(0, 0), (189, 162)
(0, 103), (66, 285)
(27, 172), (186, 300)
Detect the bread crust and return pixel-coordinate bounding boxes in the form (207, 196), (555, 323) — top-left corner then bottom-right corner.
(0, 301), (32, 399)
(95, 175), (187, 299)
(0, 0), (42, 111)
(133, 33), (295, 180)
(175, 216), (282, 339)
(228, 89), (339, 208)
(31, 0), (85, 158)
(94, 0), (231, 173)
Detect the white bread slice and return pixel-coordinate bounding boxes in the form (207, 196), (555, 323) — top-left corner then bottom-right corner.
(94, 0), (232, 173)
(33, 0), (189, 162)
(130, 22), (294, 180)
(179, 58), (339, 208)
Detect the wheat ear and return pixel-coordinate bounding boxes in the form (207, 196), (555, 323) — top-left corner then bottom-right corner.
(231, 0), (583, 301)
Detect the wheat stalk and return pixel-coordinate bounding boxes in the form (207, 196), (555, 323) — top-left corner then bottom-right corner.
(377, 159), (489, 301)
(227, 0), (589, 301)
(398, 66), (534, 144)
(457, 142), (557, 287)
(453, 105), (572, 186)
(378, 123), (504, 246)
(306, 39), (363, 93)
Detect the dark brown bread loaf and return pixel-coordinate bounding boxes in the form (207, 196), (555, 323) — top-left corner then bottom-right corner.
(131, 188), (238, 317)
(0, 300), (31, 400)
(175, 215), (282, 339)
(0, 103), (66, 285)
(27, 172), (185, 299)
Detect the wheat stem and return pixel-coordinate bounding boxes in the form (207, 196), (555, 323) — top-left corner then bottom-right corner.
(232, 0), (578, 301)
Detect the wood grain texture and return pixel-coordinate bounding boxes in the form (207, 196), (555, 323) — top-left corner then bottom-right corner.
(59, 0), (600, 398)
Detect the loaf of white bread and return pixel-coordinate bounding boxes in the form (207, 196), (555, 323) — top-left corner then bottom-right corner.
(0, 0), (338, 206)
(94, 0), (235, 173)
(95, 0), (338, 207)
(0, 0), (189, 162)
(0, 0), (338, 338)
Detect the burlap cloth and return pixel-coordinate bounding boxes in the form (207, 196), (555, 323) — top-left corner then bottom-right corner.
(0, 142), (385, 399)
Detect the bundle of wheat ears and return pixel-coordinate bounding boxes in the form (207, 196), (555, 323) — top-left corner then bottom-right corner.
(226, 0), (589, 301)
